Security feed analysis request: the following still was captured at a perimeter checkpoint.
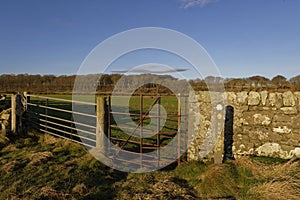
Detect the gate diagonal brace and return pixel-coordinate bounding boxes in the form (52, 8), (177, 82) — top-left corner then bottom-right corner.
(112, 96), (160, 158)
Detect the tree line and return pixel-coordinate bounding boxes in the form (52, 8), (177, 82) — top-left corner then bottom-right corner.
(1, 73), (300, 94)
(190, 74), (300, 92)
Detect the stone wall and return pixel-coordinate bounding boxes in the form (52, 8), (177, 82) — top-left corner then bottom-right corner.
(188, 90), (300, 161)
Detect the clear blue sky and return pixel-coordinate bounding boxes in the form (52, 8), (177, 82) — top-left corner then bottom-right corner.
(0, 0), (300, 79)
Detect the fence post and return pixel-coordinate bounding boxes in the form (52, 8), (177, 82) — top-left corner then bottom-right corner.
(140, 94), (143, 168)
(45, 98), (48, 132)
(96, 96), (107, 152)
(11, 94), (17, 134)
(177, 93), (181, 165)
(22, 92), (28, 132)
(157, 96), (161, 168)
(23, 92), (27, 110)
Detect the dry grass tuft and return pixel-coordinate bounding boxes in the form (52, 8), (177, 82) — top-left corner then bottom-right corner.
(28, 151), (53, 166)
(248, 158), (300, 199)
(2, 161), (18, 174)
(0, 134), (9, 148)
(72, 183), (88, 196)
(42, 134), (59, 145)
(250, 179), (300, 200)
(116, 174), (198, 200)
(234, 156), (275, 178)
(35, 185), (70, 199)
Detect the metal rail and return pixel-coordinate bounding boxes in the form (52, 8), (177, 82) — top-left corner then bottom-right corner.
(27, 103), (96, 118)
(27, 94), (96, 105)
(27, 94), (97, 150)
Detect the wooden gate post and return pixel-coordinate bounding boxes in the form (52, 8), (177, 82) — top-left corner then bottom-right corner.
(96, 96), (107, 152)
(177, 93), (181, 165)
(22, 92), (28, 132)
(11, 94), (17, 134)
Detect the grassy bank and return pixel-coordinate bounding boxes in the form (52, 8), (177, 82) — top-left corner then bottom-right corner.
(0, 132), (299, 200)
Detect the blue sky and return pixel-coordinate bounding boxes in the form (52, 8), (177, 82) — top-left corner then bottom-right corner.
(0, 0), (300, 79)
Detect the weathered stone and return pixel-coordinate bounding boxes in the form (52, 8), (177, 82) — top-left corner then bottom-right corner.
(235, 105), (248, 113)
(262, 107), (271, 110)
(281, 145), (295, 152)
(236, 91), (248, 104)
(260, 91), (268, 106)
(294, 92), (300, 105)
(188, 90), (300, 161)
(247, 127), (271, 141)
(291, 115), (300, 129)
(287, 139), (299, 146)
(280, 107), (297, 115)
(236, 117), (248, 126)
(255, 143), (293, 159)
(257, 131), (269, 141)
(248, 106), (263, 111)
(197, 91), (211, 103)
(267, 132), (283, 143)
(282, 91), (295, 106)
(273, 126), (292, 134)
(286, 133), (300, 143)
(188, 92), (198, 103)
(226, 92), (236, 105)
(248, 91), (260, 106)
(269, 93), (283, 108)
(295, 147), (300, 158)
(253, 113), (271, 126)
(210, 91), (225, 104)
(273, 114), (290, 122)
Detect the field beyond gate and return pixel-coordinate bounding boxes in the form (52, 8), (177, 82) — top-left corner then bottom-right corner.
(26, 93), (188, 169)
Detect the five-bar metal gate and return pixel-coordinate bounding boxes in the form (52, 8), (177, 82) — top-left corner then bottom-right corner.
(26, 93), (188, 168)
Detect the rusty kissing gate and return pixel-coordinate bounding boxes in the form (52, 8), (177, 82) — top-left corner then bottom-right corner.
(107, 94), (188, 168)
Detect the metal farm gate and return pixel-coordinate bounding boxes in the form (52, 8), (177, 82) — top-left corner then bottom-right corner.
(25, 93), (189, 168)
(26, 94), (97, 148)
(107, 94), (189, 168)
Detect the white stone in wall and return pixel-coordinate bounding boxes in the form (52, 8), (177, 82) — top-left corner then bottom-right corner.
(253, 113), (271, 125)
(226, 92), (236, 105)
(198, 91), (211, 103)
(295, 147), (300, 158)
(248, 91), (260, 106)
(257, 131), (269, 140)
(269, 93), (276, 106)
(236, 91), (248, 105)
(237, 118), (248, 126)
(269, 92), (283, 108)
(273, 126), (292, 134)
(280, 107), (297, 115)
(260, 91), (268, 106)
(282, 91), (296, 106)
(294, 92), (300, 105)
(189, 90), (300, 161)
(255, 143), (294, 159)
(235, 145), (254, 156)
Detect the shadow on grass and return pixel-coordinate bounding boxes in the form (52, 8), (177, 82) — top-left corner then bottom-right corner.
(0, 131), (128, 200)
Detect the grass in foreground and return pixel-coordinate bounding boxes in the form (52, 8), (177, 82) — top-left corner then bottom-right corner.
(0, 132), (299, 200)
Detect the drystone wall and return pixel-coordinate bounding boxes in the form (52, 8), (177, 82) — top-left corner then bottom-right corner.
(188, 90), (300, 161)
